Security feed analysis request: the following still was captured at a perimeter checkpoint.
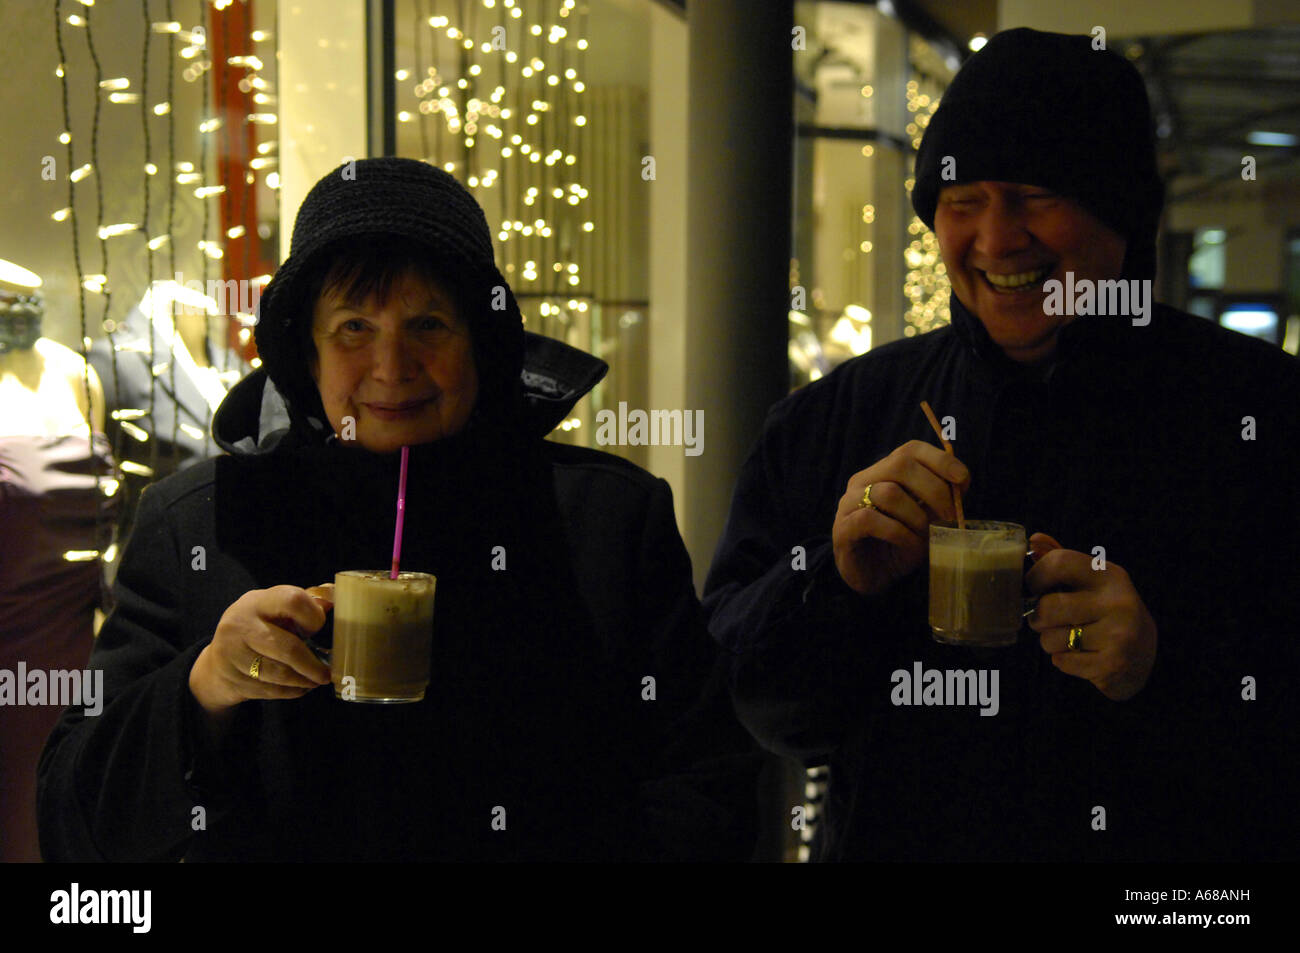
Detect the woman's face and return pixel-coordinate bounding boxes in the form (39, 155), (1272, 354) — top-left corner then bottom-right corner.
(310, 270), (478, 453)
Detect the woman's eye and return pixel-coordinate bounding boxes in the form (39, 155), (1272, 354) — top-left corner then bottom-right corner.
(418, 317), (447, 331)
(341, 319), (367, 333)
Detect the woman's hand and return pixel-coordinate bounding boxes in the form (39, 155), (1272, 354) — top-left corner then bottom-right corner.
(1026, 534), (1157, 700)
(832, 440), (971, 596)
(188, 584), (335, 721)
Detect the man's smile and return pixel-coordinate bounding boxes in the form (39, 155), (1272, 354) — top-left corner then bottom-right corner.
(977, 264), (1056, 294)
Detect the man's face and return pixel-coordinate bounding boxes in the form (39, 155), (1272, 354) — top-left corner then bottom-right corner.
(934, 181), (1127, 364)
(310, 270), (478, 453)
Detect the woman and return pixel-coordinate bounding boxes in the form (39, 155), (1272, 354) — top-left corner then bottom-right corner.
(37, 158), (757, 861)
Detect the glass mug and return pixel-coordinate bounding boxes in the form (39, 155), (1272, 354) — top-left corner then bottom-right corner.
(308, 570), (438, 703)
(928, 521), (1033, 647)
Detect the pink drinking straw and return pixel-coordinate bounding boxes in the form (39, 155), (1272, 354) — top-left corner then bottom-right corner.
(390, 445), (410, 579)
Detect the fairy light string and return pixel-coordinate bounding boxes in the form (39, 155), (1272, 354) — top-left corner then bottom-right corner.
(135, 0), (153, 491)
(182, 0), (211, 466)
(415, 0), (431, 163)
(48, 0), (283, 590)
(153, 0), (178, 482)
(53, 1), (112, 608)
(230, 3), (249, 382)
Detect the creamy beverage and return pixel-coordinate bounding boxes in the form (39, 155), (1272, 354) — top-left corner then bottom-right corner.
(928, 522), (1025, 646)
(331, 570), (437, 703)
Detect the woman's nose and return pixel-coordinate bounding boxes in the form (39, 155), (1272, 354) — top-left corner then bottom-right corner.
(370, 332), (416, 381)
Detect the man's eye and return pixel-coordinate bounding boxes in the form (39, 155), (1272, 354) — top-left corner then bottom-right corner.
(341, 319), (367, 332)
(417, 317), (447, 331)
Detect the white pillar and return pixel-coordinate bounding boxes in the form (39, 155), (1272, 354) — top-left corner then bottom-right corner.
(277, 0), (368, 260)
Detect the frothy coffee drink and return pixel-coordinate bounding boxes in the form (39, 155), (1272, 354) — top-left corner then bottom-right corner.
(331, 570), (437, 703)
(929, 522), (1025, 647)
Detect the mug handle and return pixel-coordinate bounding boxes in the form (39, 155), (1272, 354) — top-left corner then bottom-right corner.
(1022, 547), (1038, 618)
(305, 636), (331, 666)
(286, 609), (333, 667)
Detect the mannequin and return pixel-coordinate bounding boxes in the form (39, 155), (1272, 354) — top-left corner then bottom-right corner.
(89, 280), (248, 562)
(0, 328), (106, 437)
(0, 261), (119, 861)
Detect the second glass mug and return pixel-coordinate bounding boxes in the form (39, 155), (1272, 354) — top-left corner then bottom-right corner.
(928, 521), (1038, 647)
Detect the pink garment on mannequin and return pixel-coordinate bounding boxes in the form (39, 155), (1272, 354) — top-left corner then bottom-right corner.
(0, 433), (117, 862)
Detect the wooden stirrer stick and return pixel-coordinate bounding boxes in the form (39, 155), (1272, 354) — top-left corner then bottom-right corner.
(920, 400), (966, 530)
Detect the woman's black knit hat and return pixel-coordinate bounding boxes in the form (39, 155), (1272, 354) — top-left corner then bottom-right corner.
(911, 28), (1165, 280)
(254, 157), (525, 432)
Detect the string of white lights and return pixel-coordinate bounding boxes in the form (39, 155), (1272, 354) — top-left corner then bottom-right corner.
(52, 0), (278, 481)
(403, 0), (591, 337)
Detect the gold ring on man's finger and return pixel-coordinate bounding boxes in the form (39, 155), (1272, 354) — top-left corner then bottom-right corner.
(1067, 627), (1085, 652)
(858, 483), (876, 510)
(249, 655), (264, 679)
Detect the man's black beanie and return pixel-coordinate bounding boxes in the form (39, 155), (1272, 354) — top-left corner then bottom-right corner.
(911, 28), (1164, 279)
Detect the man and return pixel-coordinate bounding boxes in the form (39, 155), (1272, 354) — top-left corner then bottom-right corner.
(704, 28), (1299, 862)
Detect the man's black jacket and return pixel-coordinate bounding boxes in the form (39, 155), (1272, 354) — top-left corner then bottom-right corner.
(704, 298), (1299, 861)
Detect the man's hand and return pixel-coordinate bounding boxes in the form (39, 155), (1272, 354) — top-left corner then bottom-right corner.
(1026, 533), (1157, 700)
(832, 440), (971, 596)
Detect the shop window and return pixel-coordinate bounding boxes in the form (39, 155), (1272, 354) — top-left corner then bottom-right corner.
(790, 1), (953, 391)
(391, 0), (667, 466)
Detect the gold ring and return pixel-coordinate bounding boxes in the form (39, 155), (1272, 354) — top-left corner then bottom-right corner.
(1067, 627), (1084, 652)
(858, 483), (876, 510)
(249, 655), (263, 679)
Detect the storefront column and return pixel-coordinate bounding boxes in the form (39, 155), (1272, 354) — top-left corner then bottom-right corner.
(684, 0), (794, 590)
(686, 1), (798, 864)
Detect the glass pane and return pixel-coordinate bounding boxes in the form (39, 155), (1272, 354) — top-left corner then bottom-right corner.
(791, 2), (951, 388)
(390, 0), (664, 464)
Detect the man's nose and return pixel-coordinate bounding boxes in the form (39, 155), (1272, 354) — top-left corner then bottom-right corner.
(974, 200), (1032, 261)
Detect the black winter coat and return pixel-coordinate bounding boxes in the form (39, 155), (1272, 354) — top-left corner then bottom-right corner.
(39, 335), (760, 861)
(704, 297), (1300, 862)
